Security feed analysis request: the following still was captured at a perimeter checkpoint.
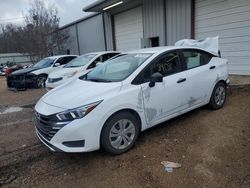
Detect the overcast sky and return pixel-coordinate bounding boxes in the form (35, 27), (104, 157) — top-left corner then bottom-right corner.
(0, 0), (97, 27)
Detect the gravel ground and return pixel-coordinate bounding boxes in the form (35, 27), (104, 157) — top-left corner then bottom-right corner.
(0, 76), (249, 188)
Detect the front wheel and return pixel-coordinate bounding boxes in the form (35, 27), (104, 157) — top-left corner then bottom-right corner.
(101, 112), (140, 155)
(36, 75), (47, 88)
(209, 82), (227, 110)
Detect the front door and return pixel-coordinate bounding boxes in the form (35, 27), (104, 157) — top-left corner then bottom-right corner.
(139, 51), (189, 126)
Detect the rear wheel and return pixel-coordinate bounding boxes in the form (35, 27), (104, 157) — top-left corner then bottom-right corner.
(209, 82), (227, 110)
(101, 112), (140, 155)
(36, 75), (47, 88)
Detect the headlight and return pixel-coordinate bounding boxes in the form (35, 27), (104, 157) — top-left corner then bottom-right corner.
(64, 71), (77, 78)
(48, 77), (63, 83)
(56, 100), (102, 121)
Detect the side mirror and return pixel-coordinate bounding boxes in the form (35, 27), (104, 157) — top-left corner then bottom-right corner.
(54, 63), (60, 67)
(96, 62), (102, 67)
(149, 72), (163, 87)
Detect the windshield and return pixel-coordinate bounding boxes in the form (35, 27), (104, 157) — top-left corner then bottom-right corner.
(83, 53), (152, 82)
(33, 58), (54, 68)
(64, 54), (97, 68)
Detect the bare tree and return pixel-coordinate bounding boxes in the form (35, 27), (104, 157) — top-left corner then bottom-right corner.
(0, 0), (69, 61)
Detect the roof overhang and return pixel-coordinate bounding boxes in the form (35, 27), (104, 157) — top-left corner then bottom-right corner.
(83, 0), (131, 12)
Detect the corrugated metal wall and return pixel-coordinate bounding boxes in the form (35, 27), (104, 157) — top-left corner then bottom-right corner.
(103, 13), (113, 51)
(143, 0), (165, 46)
(64, 25), (79, 55)
(195, 0), (250, 75)
(0, 53), (34, 65)
(165, 0), (191, 45)
(142, 0), (192, 46)
(76, 14), (106, 54)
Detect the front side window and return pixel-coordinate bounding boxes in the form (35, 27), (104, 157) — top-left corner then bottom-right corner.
(33, 58), (54, 68)
(182, 50), (213, 70)
(141, 51), (180, 82)
(102, 53), (120, 62)
(83, 53), (152, 82)
(87, 53), (120, 69)
(66, 56), (77, 63)
(88, 56), (102, 69)
(64, 54), (97, 68)
(55, 57), (67, 66)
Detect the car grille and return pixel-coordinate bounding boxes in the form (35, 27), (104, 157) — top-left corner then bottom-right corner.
(35, 112), (69, 141)
(11, 74), (25, 80)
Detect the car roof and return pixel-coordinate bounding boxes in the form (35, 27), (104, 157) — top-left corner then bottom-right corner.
(85, 51), (120, 56)
(46, 55), (78, 59)
(125, 46), (215, 55)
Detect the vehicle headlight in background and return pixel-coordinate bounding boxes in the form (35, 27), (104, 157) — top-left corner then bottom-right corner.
(64, 71), (78, 78)
(48, 77), (63, 83)
(56, 100), (103, 121)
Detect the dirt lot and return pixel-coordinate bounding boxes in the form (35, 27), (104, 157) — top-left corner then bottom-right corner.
(0, 76), (249, 188)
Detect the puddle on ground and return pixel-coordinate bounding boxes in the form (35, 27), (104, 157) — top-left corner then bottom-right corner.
(0, 107), (24, 115)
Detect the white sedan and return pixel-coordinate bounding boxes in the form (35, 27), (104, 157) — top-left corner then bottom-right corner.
(46, 51), (120, 89)
(35, 44), (229, 154)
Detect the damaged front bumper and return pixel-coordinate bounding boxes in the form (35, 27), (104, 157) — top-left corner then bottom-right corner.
(7, 74), (37, 88)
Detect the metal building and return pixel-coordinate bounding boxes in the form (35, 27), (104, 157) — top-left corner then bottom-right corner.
(61, 0), (191, 55)
(84, 0), (192, 50)
(57, 13), (106, 55)
(59, 0), (250, 75)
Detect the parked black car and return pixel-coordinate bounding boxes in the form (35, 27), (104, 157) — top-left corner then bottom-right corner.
(7, 55), (77, 89)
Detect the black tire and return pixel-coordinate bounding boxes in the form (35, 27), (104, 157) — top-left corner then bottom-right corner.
(36, 75), (47, 88)
(101, 111), (140, 155)
(209, 82), (227, 110)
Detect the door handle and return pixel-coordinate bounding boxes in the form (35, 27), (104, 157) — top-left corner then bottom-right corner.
(210, 65), (216, 69)
(177, 78), (186, 83)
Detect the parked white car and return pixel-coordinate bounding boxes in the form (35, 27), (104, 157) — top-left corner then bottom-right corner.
(7, 55), (77, 88)
(35, 42), (229, 154)
(46, 51), (120, 89)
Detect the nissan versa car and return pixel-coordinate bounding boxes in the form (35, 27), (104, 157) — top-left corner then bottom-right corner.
(7, 55), (77, 89)
(46, 51), (120, 89)
(35, 39), (229, 154)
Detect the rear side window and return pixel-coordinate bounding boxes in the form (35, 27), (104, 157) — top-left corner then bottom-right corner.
(181, 50), (213, 70)
(66, 56), (77, 63)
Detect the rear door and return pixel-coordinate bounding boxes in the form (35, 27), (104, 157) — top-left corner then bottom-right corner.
(179, 49), (216, 107)
(138, 51), (189, 125)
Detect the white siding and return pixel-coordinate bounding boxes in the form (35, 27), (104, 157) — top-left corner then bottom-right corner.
(166, 0), (192, 45)
(63, 25), (79, 55)
(143, 0), (165, 46)
(77, 14), (106, 54)
(195, 0), (250, 75)
(114, 7), (143, 51)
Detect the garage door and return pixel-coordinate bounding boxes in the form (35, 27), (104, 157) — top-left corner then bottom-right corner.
(114, 7), (143, 51)
(195, 0), (250, 75)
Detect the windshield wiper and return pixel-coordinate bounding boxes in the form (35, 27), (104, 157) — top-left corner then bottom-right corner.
(86, 77), (112, 83)
(65, 65), (80, 68)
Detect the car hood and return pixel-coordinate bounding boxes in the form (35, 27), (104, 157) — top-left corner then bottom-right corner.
(49, 67), (82, 78)
(41, 78), (122, 109)
(11, 67), (39, 75)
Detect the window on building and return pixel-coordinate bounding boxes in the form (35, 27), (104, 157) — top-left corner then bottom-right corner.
(150, 37), (159, 47)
